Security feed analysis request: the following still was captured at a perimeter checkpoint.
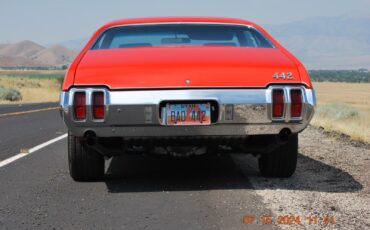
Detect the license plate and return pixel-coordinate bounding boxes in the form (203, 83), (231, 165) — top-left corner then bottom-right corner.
(164, 103), (211, 125)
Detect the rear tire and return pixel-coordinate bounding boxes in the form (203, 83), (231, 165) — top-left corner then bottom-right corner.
(258, 134), (298, 178)
(68, 135), (104, 181)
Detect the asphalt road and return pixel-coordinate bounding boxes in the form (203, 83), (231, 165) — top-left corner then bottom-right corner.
(0, 102), (279, 229)
(0, 102), (58, 115)
(0, 102), (65, 161)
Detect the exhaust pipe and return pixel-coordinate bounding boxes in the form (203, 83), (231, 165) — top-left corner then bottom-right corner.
(277, 128), (291, 144)
(84, 131), (97, 146)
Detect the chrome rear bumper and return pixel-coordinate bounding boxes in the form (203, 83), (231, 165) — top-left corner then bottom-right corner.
(60, 86), (316, 137)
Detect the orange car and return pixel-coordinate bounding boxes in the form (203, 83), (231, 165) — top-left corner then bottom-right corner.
(60, 17), (316, 181)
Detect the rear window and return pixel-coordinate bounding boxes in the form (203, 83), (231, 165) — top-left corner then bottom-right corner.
(91, 24), (274, 49)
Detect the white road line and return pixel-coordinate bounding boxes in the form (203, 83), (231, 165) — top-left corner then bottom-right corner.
(0, 133), (68, 168)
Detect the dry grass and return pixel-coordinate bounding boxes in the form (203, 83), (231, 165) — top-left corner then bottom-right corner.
(312, 82), (370, 143)
(0, 76), (60, 104)
(313, 82), (370, 111)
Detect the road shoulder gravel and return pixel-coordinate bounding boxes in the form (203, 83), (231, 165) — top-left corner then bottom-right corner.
(234, 126), (370, 229)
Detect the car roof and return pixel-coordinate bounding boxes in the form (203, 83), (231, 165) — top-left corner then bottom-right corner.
(101, 17), (255, 29)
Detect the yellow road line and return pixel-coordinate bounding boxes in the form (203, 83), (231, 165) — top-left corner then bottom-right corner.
(0, 106), (59, 118)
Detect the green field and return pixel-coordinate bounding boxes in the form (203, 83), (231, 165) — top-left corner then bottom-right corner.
(0, 71), (64, 79)
(0, 70), (65, 85)
(309, 70), (370, 83)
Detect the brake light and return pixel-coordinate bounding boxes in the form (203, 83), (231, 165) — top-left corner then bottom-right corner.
(92, 92), (105, 119)
(272, 89), (284, 118)
(290, 89), (302, 117)
(73, 92), (86, 120)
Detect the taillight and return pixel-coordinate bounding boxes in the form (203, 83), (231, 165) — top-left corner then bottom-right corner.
(92, 92), (105, 119)
(290, 89), (302, 117)
(73, 92), (86, 120)
(272, 89), (284, 118)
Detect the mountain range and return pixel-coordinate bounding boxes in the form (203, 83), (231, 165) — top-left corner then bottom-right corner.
(1, 15), (369, 70)
(265, 15), (370, 69)
(0, 40), (77, 68)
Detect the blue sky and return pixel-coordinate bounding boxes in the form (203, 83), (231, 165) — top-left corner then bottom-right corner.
(0, 0), (369, 44)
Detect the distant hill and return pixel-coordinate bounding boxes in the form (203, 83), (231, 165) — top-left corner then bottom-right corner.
(33, 45), (76, 66)
(58, 38), (88, 51)
(0, 40), (77, 69)
(0, 55), (43, 68)
(265, 15), (370, 69)
(0, 40), (44, 58)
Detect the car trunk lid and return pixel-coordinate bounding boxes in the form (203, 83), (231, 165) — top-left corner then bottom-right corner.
(74, 47), (300, 89)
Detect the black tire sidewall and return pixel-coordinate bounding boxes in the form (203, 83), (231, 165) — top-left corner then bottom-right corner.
(258, 134), (298, 178)
(68, 135), (104, 181)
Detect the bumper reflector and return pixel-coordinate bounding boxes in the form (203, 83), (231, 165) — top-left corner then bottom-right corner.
(73, 92), (86, 120)
(272, 89), (284, 118)
(92, 92), (105, 119)
(290, 89), (302, 117)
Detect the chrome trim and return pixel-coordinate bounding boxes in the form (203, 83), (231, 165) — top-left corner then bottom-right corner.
(60, 86), (315, 137)
(62, 124), (310, 138)
(70, 82), (311, 90)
